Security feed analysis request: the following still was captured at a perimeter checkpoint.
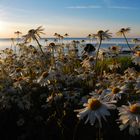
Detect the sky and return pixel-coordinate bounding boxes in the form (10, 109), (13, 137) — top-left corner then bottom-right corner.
(0, 0), (140, 38)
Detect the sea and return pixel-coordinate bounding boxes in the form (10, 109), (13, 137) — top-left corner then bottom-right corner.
(0, 38), (137, 51)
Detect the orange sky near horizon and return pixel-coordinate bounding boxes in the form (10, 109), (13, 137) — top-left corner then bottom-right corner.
(0, 20), (139, 38)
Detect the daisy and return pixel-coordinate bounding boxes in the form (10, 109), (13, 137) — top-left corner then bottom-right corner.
(89, 89), (107, 99)
(103, 87), (123, 101)
(108, 61), (121, 70)
(132, 51), (140, 66)
(109, 45), (121, 55)
(82, 44), (96, 57)
(124, 76), (136, 84)
(118, 102), (140, 135)
(22, 26), (46, 57)
(116, 27), (133, 52)
(81, 56), (95, 70)
(124, 67), (137, 77)
(75, 97), (116, 127)
(98, 49), (109, 60)
(133, 45), (140, 51)
(93, 30), (112, 67)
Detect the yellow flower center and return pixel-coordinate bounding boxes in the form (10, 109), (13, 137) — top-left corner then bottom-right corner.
(16, 68), (22, 72)
(128, 77), (134, 81)
(49, 42), (55, 47)
(98, 30), (104, 34)
(130, 104), (140, 114)
(88, 98), (102, 110)
(102, 52), (106, 55)
(136, 51), (140, 57)
(111, 46), (117, 51)
(112, 87), (120, 94)
(0, 60), (3, 64)
(33, 50), (37, 54)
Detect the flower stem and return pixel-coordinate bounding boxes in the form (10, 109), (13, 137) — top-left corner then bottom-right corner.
(34, 37), (47, 58)
(95, 39), (102, 75)
(98, 127), (103, 140)
(73, 120), (80, 140)
(122, 32), (133, 53)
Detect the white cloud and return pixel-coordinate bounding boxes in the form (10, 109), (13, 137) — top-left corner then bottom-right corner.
(66, 5), (102, 9)
(66, 4), (137, 10)
(109, 6), (138, 10)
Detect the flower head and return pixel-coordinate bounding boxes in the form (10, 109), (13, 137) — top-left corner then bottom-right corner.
(87, 98), (102, 110)
(132, 51), (140, 66)
(130, 104), (140, 114)
(132, 38), (140, 44)
(75, 97), (116, 127)
(23, 26), (45, 43)
(116, 27), (131, 36)
(93, 30), (112, 41)
(103, 86), (123, 101)
(109, 45), (121, 54)
(118, 102), (140, 135)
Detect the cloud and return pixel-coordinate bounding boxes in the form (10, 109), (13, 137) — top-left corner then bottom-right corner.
(66, 5), (102, 9)
(65, 0), (138, 10)
(66, 4), (137, 10)
(108, 6), (138, 10)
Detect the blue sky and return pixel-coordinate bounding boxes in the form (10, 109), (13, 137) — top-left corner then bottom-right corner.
(0, 0), (140, 37)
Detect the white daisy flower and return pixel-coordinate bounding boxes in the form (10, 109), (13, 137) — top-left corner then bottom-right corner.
(124, 67), (137, 77)
(109, 45), (121, 55)
(103, 87), (123, 101)
(118, 103), (140, 135)
(98, 49), (109, 60)
(81, 56), (95, 70)
(108, 62), (121, 70)
(90, 89), (108, 99)
(75, 97), (116, 128)
(132, 51), (140, 66)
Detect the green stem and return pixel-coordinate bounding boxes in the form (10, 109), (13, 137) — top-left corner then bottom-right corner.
(73, 120), (80, 140)
(122, 33), (133, 53)
(96, 127), (103, 140)
(14, 45), (16, 54)
(98, 127), (102, 140)
(34, 37), (47, 58)
(100, 59), (104, 77)
(95, 39), (102, 74)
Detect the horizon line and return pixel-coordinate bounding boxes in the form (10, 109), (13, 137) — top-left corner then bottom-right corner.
(0, 37), (139, 39)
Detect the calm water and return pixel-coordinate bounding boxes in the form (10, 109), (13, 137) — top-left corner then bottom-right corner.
(0, 38), (136, 51)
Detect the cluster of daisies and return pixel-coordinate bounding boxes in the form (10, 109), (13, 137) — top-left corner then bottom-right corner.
(0, 27), (140, 138)
(75, 67), (140, 136)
